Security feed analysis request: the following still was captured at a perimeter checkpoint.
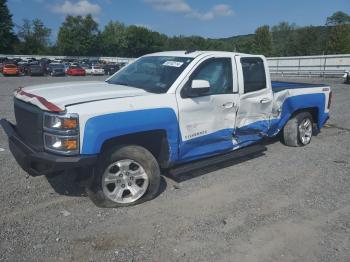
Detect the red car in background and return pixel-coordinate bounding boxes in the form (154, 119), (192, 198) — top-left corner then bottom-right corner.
(67, 66), (86, 76)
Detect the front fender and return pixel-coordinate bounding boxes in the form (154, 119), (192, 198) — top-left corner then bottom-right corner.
(81, 108), (179, 161)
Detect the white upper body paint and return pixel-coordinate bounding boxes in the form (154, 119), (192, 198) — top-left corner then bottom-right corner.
(14, 51), (331, 155)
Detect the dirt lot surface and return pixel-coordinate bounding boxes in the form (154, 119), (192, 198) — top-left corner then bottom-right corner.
(0, 75), (349, 262)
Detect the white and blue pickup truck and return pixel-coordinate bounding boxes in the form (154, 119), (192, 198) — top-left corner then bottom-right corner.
(1, 51), (332, 207)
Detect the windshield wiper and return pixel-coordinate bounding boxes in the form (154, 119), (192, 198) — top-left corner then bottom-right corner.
(107, 80), (130, 86)
(106, 81), (162, 94)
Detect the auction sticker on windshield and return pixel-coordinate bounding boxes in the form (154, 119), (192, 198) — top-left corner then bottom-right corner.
(163, 61), (184, 67)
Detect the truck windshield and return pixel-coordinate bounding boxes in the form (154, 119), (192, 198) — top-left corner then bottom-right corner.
(106, 56), (193, 93)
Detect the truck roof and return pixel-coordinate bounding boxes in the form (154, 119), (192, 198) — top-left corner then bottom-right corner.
(145, 50), (250, 58)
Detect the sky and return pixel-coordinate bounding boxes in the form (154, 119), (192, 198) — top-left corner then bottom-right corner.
(7, 0), (350, 40)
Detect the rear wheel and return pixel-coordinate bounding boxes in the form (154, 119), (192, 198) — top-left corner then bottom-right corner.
(87, 145), (160, 207)
(283, 112), (313, 147)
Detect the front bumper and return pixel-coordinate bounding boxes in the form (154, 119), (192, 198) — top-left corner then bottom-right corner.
(0, 119), (97, 177)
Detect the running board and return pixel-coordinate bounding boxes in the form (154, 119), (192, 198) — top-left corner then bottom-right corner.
(169, 144), (267, 176)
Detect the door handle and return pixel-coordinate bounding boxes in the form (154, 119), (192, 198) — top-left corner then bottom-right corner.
(260, 98), (272, 104)
(222, 102), (235, 109)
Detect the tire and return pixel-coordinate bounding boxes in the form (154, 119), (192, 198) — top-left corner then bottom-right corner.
(87, 145), (160, 208)
(282, 112), (313, 147)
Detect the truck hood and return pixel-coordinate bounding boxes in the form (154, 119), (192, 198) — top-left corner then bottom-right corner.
(14, 81), (150, 112)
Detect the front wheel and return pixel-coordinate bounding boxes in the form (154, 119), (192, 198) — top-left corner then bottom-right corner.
(87, 145), (160, 207)
(282, 112), (313, 147)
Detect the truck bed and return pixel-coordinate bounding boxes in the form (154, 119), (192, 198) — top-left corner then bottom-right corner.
(271, 81), (327, 93)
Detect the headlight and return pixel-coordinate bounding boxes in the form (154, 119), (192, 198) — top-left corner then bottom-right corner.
(44, 133), (79, 155)
(43, 112), (79, 133)
(43, 112), (80, 155)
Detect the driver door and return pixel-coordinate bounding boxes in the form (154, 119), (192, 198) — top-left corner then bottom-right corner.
(176, 55), (240, 162)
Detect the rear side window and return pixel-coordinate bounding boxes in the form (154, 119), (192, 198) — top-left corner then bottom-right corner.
(241, 57), (266, 93)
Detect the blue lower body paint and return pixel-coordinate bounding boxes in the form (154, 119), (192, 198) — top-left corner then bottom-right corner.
(81, 93), (328, 165)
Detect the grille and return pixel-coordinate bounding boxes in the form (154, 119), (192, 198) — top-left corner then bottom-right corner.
(14, 98), (44, 151)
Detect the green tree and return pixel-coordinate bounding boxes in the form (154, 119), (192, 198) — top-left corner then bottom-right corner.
(326, 11), (350, 26)
(165, 35), (233, 52)
(0, 0), (17, 53)
(100, 21), (127, 56)
(17, 19), (51, 54)
(326, 24), (350, 54)
(230, 35), (255, 53)
(124, 25), (166, 57)
(170, 36), (208, 50)
(291, 26), (325, 56)
(207, 39), (233, 51)
(253, 25), (272, 55)
(271, 22), (297, 56)
(165, 35), (188, 50)
(325, 11), (350, 54)
(57, 15), (99, 56)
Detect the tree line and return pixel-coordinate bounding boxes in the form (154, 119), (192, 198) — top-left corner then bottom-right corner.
(1, 0), (350, 57)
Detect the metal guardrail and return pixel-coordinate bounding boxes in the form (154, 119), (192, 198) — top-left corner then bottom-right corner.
(267, 54), (350, 77)
(269, 70), (344, 77)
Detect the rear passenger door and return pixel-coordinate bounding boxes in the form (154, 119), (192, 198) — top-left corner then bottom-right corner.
(234, 56), (273, 141)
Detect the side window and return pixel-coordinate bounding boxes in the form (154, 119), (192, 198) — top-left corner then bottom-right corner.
(191, 58), (233, 95)
(241, 57), (266, 93)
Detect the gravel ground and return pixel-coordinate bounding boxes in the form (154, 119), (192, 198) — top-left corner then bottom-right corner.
(0, 75), (349, 262)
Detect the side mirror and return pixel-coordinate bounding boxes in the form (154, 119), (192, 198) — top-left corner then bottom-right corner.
(191, 79), (210, 94)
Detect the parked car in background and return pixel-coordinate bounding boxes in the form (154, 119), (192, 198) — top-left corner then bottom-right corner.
(63, 63), (69, 74)
(0, 58), (9, 73)
(85, 65), (105, 75)
(80, 63), (90, 70)
(29, 61), (39, 66)
(103, 64), (120, 75)
(47, 63), (66, 76)
(343, 71), (350, 84)
(18, 63), (30, 75)
(22, 57), (36, 64)
(118, 62), (128, 69)
(40, 62), (50, 74)
(0, 57), (8, 64)
(67, 66), (86, 76)
(28, 64), (44, 76)
(2, 64), (19, 76)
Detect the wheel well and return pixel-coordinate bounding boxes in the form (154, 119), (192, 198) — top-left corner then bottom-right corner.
(100, 130), (170, 167)
(291, 107), (319, 126)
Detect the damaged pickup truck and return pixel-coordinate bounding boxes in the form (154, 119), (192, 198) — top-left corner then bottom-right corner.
(1, 51), (331, 207)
